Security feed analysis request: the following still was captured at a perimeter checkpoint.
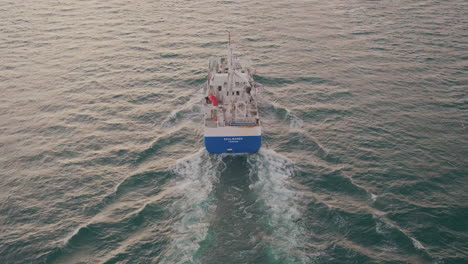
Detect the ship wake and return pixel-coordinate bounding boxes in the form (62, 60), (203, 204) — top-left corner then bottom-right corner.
(159, 149), (223, 264)
(161, 148), (311, 263)
(247, 148), (310, 263)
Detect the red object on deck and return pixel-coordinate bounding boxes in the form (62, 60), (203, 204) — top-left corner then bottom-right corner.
(209, 95), (219, 106)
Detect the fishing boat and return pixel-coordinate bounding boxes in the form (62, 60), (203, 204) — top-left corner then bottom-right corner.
(203, 34), (262, 154)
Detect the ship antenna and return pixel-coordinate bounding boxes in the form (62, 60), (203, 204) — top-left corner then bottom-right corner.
(227, 32), (234, 104)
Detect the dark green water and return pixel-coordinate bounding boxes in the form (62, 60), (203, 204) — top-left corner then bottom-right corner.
(0, 0), (467, 263)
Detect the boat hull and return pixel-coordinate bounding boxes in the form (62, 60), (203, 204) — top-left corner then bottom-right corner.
(204, 126), (261, 154)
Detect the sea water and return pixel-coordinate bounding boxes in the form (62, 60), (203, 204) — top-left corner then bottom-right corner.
(0, 0), (466, 263)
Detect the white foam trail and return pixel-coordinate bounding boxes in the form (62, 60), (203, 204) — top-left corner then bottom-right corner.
(286, 110), (304, 129)
(63, 225), (82, 245)
(160, 149), (222, 264)
(160, 85), (204, 129)
(410, 237), (425, 250)
(268, 100), (304, 129)
(373, 213), (426, 252)
(247, 148), (309, 262)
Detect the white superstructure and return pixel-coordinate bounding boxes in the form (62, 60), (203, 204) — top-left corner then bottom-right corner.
(203, 34), (262, 154)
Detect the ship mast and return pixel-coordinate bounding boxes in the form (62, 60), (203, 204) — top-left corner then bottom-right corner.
(227, 32), (234, 104)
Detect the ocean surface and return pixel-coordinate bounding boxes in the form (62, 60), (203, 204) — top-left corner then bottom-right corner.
(0, 0), (467, 263)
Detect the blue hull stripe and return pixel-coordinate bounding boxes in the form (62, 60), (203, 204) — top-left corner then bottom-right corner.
(205, 136), (261, 153)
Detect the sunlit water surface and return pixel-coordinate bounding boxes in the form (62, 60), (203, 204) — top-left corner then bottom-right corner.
(0, 0), (467, 263)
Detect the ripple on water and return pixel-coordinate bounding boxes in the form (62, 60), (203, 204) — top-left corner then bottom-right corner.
(0, 0), (466, 263)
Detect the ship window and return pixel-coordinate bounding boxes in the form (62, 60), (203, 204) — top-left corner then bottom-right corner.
(232, 92), (235, 95)
(236, 91), (240, 95)
(235, 82), (240, 86)
(224, 82), (227, 86)
(218, 86), (222, 91)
